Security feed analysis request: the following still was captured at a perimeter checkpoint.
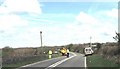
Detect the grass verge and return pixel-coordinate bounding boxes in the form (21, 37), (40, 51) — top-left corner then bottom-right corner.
(2, 54), (61, 69)
(86, 54), (119, 67)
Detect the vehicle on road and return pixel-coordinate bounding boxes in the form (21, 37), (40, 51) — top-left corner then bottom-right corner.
(60, 48), (67, 56)
(84, 47), (94, 56)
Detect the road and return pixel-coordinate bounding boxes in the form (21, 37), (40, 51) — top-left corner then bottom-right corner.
(18, 52), (86, 69)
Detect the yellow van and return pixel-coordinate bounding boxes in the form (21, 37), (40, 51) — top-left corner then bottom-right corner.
(84, 47), (94, 56)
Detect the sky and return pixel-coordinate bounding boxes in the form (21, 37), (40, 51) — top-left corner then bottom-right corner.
(0, 0), (118, 48)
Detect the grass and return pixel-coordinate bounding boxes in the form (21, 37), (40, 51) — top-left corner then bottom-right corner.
(86, 54), (119, 67)
(2, 54), (61, 69)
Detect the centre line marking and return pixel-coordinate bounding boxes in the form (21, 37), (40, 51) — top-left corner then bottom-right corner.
(45, 52), (77, 69)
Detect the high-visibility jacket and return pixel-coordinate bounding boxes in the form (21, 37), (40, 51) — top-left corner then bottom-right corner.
(49, 50), (52, 55)
(61, 50), (63, 53)
(67, 49), (69, 53)
(62, 50), (65, 53)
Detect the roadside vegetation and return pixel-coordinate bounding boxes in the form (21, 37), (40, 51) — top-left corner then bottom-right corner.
(87, 54), (119, 67)
(2, 46), (62, 69)
(2, 54), (59, 69)
(86, 32), (120, 67)
(65, 43), (85, 54)
(2, 56), (48, 69)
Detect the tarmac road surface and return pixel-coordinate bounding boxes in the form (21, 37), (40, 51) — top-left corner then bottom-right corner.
(18, 52), (86, 69)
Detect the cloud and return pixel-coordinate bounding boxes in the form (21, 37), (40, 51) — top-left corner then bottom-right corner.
(0, 0), (42, 14)
(0, 14), (28, 34)
(0, 0), (43, 48)
(106, 8), (118, 18)
(39, 0), (119, 2)
(73, 9), (117, 43)
(30, 18), (55, 24)
(0, 5), (118, 48)
(3, 8), (117, 47)
(75, 12), (100, 26)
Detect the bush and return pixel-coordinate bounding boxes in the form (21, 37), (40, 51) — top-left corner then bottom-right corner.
(98, 46), (119, 64)
(2, 46), (14, 52)
(2, 46), (61, 66)
(67, 44), (73, 50)
(66, 44), (84, 53)
(2, 46), (14, 58)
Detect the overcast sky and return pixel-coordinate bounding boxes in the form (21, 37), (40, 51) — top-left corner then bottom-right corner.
(0, 0), (118, 48)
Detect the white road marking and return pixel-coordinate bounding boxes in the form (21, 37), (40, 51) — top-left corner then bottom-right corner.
(85, 56), (87, 68)
(45, 52), (77, 69)
(17, 52), (85, 69)
(16, 56), (63, 69)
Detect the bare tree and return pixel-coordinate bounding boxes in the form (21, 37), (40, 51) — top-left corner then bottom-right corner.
(113, 32), (120, 46)
(113, 32), (120, 55)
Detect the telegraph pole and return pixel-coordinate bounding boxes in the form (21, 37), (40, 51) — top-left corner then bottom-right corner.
(90, 36), (92, 47)
(40, 31), (42, 47)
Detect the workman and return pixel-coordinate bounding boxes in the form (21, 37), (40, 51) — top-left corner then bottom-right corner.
(67, 49), (70, 57)
(49, 50), (52, 59)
